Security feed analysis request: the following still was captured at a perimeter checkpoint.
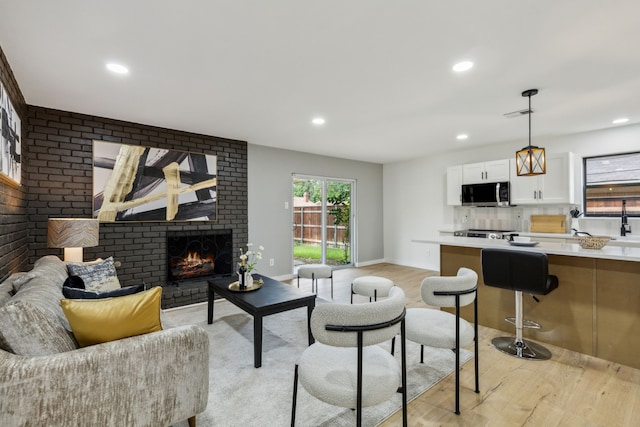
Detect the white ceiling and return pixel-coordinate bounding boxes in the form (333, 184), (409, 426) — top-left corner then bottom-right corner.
(2, 1), (639, 164)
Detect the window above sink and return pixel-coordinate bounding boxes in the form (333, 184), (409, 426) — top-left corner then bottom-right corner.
(583, 151), (640, 217)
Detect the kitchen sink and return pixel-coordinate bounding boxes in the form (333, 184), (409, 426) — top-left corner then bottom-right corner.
(607, 236), (640, 247)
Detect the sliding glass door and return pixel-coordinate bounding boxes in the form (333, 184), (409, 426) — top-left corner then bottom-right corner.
(292, 175), (354, 270)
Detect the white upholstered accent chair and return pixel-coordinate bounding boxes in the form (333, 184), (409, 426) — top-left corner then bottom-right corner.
(403, 268), (479, 415)
(291, 287), (408, 427)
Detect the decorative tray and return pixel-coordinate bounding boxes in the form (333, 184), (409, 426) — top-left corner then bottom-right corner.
(228, 278), (264, 292)
(508, 241), (539, 247)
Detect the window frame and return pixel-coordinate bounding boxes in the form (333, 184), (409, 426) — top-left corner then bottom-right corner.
(582, 151), (640, 218)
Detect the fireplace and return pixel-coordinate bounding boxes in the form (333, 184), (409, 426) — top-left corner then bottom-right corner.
(167, 233), (233, 283)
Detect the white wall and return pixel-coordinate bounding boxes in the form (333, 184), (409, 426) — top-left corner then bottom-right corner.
(248, 144), (383, 278)
(383, 123), (640, 271)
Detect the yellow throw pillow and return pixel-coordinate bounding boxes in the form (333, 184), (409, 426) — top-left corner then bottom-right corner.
(61, 286), (163, 347)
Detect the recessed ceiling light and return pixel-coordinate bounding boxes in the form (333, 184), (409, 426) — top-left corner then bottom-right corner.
(452, 61), (473, 72)
(106, 63), (129, 74)
(311, 117), (325, 126)
(612, 117), (629, 124)
(456, 134), (469, 140)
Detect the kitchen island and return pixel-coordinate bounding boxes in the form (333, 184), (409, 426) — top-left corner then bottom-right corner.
(414, 236), (640, 369)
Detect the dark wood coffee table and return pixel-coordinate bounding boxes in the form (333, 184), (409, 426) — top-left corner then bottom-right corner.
(207, 274), (316, 368)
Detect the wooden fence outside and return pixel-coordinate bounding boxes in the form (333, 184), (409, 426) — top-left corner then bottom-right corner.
(293, 206), (348, 247)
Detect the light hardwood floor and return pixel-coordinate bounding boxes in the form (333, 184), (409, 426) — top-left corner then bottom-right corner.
(288, 263), (640, 427)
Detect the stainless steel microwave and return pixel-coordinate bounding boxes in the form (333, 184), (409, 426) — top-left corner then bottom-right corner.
(461, 181), (510, 207)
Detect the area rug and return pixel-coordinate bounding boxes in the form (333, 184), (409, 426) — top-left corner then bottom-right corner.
(167, 300), (472, 427)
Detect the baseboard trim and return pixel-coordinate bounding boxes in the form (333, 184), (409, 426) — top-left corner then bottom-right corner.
(354, 258), (386, 267)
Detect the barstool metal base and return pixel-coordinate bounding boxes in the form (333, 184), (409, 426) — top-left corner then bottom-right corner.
(491, 337), (552, 360)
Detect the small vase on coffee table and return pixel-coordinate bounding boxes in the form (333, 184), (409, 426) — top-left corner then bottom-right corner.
(245, 272), (254, 288)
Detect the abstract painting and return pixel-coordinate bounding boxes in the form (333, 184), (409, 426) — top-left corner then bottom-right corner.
(93, 141), (217, 222)
(0, 82), (21, 185)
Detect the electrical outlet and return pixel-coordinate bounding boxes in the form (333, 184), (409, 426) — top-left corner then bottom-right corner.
(284, 201), (289, 209)
(269, 258), (274, 266)
(425, 249), (431, 257)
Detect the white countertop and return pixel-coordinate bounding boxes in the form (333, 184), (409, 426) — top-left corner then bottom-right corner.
(414, 236), (640, 262)
(518, 231), (573, 239)
(518, 232), (640, 247)
(439, 228), (640, 247)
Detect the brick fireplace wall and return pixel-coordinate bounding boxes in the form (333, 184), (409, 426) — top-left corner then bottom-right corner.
(0, 46), (29, 280)
(24, 106), (248, 308)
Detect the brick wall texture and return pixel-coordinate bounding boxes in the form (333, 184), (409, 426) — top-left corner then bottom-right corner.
(23, 106), (248, 308)
(0, 46), (29, 279)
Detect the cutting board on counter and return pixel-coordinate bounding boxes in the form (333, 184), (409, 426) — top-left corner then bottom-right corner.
(530, 215), (567, 233)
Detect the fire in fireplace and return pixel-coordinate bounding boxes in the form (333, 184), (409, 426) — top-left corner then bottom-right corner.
(167, 233), (233, 282)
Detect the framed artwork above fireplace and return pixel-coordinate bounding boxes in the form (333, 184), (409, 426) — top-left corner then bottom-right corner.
(92, 140), (217, 222)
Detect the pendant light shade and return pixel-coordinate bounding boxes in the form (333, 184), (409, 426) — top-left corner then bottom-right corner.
(516, 89), (546, 176)
(516, 145), (546, 176)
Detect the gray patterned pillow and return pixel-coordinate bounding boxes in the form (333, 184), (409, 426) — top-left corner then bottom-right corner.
(67, 257), (121, 291)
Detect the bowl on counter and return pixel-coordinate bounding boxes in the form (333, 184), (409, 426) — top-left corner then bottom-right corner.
(577, 235), (611, 249)
(512, 236), (531, 243)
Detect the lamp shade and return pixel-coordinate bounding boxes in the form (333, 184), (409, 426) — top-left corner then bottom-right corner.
(47, 218), (99, 249)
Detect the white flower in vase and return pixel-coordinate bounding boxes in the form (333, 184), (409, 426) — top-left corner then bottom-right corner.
(239, 244), (265, 285)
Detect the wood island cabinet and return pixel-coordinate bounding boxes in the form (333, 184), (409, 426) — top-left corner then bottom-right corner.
(440, 244), (640, 369)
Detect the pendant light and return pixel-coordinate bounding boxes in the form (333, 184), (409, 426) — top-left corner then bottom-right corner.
(515, 89), (546, 176)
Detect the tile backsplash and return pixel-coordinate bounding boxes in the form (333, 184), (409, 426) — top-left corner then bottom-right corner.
(453, 205), (636, 237)
(577, 217), (637, 237)
(453, 205), (568, 231)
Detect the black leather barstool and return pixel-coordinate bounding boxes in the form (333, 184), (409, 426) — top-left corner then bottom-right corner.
(481, 248), (558, 360)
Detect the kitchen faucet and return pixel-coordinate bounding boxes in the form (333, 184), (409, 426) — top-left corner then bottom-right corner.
(621, 199), (631, 236)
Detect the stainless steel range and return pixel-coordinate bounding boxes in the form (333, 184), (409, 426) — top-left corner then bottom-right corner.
(453, 229), (515, 240)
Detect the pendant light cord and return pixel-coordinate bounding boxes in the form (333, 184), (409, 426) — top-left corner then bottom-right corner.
(528, 93), (532, 150)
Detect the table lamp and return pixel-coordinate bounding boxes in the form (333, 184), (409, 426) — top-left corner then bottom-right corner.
(47, 218), (99, 262)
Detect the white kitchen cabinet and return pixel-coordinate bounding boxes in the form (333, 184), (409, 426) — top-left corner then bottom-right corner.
(510, 152), (575, 205)
(509, 166), (538, 204)
(462, 159), (510, 184)
(446, 165), (463, 206)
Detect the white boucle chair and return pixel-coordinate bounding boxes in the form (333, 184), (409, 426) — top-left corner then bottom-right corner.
(291, 287), (408, 427)
(297, 264), (333, 298)
(350, 276), (394, 303)
(402, 267), (479, 415)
